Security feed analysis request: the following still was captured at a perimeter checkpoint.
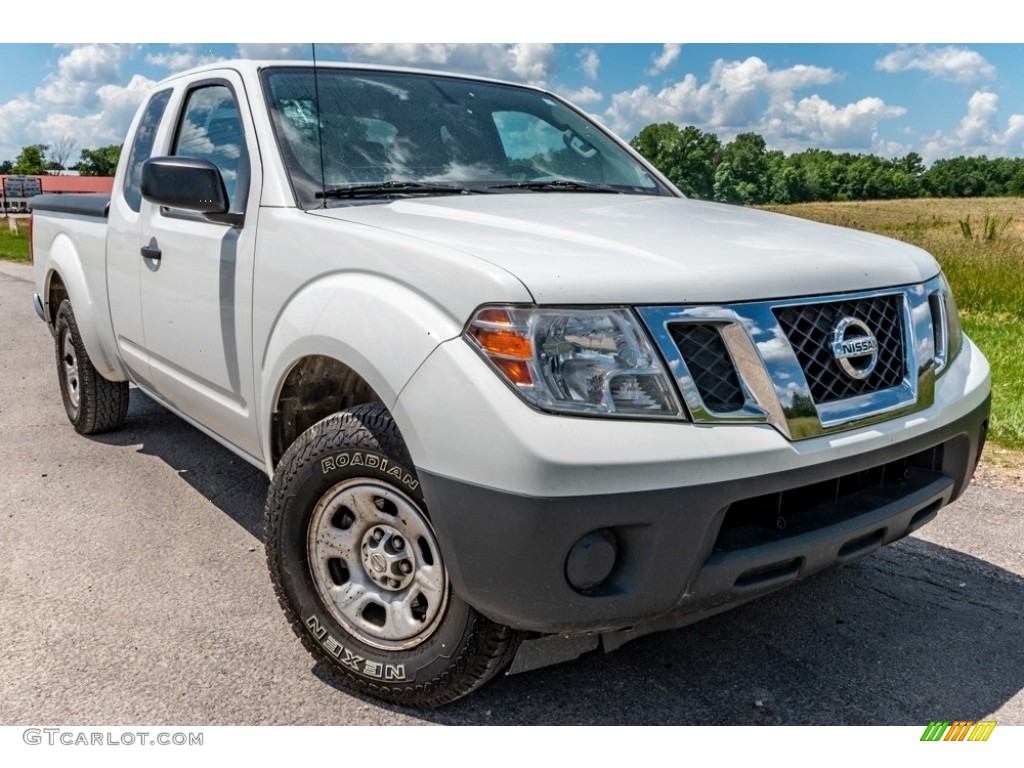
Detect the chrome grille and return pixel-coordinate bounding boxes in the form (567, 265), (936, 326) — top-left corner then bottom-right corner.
(669, 324), (744, 413)
(774, 295), (906, 404)
(637, 280), (935, 441)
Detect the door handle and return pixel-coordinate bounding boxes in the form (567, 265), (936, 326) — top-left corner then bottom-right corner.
(141, 244), (162, 261)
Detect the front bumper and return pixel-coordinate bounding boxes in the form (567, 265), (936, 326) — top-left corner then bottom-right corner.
(396, 332), (990, 636)
(419, 395), (987, 634)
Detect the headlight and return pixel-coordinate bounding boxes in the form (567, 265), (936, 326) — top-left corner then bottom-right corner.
(930, 274), (963, 373)
(465, 305), (686, 419)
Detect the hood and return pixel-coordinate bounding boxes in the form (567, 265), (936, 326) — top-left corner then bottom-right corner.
(311, 194), (940, 304)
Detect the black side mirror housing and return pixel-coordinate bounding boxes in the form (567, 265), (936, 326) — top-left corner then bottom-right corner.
(141, 157), (241, 225)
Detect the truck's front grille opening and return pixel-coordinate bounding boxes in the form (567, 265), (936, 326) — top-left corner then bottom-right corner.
(714, 445), (944, 554)
(668, 323), (745, 413)
(774, 294), (906, 404)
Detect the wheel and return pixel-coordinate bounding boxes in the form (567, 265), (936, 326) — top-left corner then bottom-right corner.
(54, 299), (129, 434)
(264, 404), (521, 707)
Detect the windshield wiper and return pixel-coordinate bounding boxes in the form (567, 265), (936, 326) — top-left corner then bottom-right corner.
(317, 181), (475, 199)
(486, 179), (621, 193)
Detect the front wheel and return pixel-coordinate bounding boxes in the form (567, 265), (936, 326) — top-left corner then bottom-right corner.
(264, 405), (520, 707)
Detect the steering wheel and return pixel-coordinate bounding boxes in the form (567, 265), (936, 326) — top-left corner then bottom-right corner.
(505, 164), (540, 180)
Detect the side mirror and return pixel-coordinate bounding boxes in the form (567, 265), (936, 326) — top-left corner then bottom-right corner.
(141, 157), (240, 224)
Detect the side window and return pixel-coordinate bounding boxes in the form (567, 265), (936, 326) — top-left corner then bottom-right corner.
(123, 89), (171, 212)
(172, 84), (247, 212)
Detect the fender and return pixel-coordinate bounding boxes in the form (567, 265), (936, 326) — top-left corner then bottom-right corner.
(44, 232), (125, 382)
(259, 272), (469, 471)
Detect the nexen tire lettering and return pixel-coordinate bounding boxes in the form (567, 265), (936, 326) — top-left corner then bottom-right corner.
(320, 452), (419, 490)
(305, 615), (407, 680)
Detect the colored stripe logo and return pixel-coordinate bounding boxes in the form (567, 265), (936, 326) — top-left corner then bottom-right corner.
(920, 720), (996, 741)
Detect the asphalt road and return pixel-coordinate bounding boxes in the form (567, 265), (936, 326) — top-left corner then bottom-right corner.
(1, 259), (1021, 726)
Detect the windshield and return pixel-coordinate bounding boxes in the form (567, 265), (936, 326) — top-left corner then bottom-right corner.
(260, 67), (671, 207)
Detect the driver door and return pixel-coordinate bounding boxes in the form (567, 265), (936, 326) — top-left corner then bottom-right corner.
(137, 74), (261, 460)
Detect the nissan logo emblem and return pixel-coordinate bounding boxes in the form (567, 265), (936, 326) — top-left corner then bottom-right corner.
(831, 317), (878, 380)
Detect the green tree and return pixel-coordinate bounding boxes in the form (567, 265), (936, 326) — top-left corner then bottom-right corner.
(712, 161), (744, 204)
(630, 123), (720, 199)
(630, 122), (681, 168)
(894, 151), (925, 177)
(0, 160), (12, 174)
(12, 144), (49, 175)
(1007, 168), (1024, 197)
(77, 144), (122, 176)
(716, 132), (769, 204)
(666, 125), (720, 199)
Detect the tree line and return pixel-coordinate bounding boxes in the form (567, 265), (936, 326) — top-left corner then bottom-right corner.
(1, 140), (122, 177)
(7, 124), (1024, 201)
(629, 122), (1024, 204)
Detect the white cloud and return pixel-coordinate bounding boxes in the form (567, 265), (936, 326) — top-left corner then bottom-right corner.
(921, 90), (1024, 162)
(28, 75), (157, 159)
(765, 95), (906, 151)
(338, 43), (449, 65)
(578, 48), (600, 80)
(605, 56), (836, 135)
(35, 44), (137, 110)
(647, 43), (681, 76)
(0, 45), (153, 161)
(604, 55), (907, 153)
(146, 46), (224, 72)
(559, 86), (603, 105)
(0, 99), (39, 149)
(875, 45), (996, 84)
(605, 78), (707, 132)
(236, 43), (312, 60)
(339, 43), (557, 86)
(508, 43), (556, 83)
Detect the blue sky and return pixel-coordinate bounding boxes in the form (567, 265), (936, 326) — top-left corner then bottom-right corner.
(2, 41), (1023, 167)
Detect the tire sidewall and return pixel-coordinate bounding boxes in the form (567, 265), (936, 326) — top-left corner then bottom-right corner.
(54, 302), (84, 426)
(272, 444), (476, 690)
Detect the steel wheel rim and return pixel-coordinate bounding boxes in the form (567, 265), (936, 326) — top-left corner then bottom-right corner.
(307, 477), (448, 651)
(61, 329), (80, 411)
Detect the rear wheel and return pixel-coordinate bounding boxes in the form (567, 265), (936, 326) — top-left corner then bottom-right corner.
(264, 404), (520, 707)
(54, 299), (129, 434)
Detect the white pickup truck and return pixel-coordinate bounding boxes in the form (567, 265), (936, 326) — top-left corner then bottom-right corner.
(31, 60), (991, 707)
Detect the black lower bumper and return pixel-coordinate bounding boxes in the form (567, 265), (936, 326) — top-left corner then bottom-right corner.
(419, 396), (989, 635)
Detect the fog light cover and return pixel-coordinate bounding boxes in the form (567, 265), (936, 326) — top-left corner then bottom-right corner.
(566, 529), (618, 592)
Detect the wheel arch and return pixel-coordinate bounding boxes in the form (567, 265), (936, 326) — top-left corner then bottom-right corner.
(45, 270), (69, 328)
(44, 235), (124, 381)
(268, 353), (388, 470)
(258, 273), (465, 473)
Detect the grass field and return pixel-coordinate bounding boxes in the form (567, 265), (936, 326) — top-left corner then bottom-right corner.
(0, 219), (30, 262)
(763, 198), (1024, 451)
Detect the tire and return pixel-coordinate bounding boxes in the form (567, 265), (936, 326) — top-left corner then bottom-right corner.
(265, 404), (521, 708)
(54, 299), (129, 435)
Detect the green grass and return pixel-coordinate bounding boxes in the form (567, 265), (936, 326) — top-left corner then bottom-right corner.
(762, 198), (1024, 451)
(961, 315), (1024, 450)
(0, 221), (30, 263)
